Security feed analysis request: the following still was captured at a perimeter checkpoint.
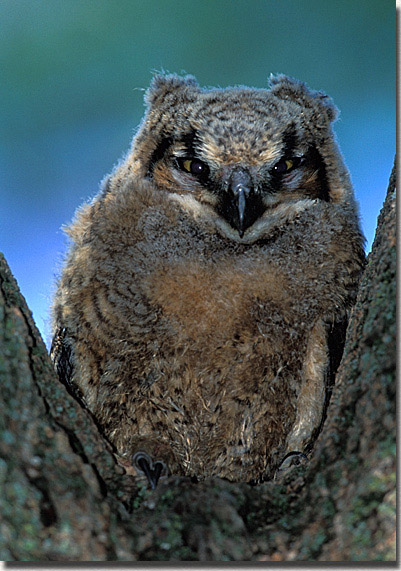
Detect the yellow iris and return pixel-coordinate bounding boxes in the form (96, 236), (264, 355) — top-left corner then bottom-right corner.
(183, 159), (193, 172)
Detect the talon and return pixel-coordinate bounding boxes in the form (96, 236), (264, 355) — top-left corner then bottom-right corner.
(133, 451), (166, 489)
(151, 461), (164, 486)
(277, 451), (308, 473)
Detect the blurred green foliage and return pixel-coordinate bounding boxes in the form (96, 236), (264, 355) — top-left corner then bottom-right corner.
(1, 0), (394, 139)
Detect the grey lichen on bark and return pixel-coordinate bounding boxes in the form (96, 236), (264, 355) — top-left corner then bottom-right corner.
(0, 162), (395, 561)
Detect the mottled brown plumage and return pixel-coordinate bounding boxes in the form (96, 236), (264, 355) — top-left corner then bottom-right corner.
(51, 73), (365, 486)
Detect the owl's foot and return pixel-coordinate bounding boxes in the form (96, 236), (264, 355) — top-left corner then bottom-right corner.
(276, 451), (308, 476)
(133, 451), (167, 490)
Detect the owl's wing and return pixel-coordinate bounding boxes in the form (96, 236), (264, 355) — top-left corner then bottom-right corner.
(281, 315), (349, 468)
(50, 326), (84, 403)
(305, 316), (348, 451)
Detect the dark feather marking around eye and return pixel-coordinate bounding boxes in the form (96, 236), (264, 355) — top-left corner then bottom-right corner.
(146, 130), (201, 177)
(282, 123), (298, 157)
(180, 129), (201, 157)
(147, 136), (173, 176)
(308, 145), (330, 202)
(278, 125), (330, 202)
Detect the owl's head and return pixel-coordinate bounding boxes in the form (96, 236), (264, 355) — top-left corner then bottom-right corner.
(128, 73), (354, 242)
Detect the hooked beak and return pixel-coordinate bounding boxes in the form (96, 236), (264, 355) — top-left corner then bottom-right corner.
(218, 168), (265, 238)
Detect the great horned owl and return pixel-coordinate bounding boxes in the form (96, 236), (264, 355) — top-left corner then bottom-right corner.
(51, 73), (365, 487)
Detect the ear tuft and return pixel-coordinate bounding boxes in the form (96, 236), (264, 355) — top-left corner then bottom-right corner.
(145, 73), (199, 108)
(268, 74), (338, 123)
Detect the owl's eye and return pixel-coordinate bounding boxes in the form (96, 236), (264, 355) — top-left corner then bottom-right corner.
(272, 157), (300, 175)
(177, 157), (210, 179)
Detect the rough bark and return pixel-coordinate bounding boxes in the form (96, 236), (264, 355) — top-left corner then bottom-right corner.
(0, 163), (395, 561)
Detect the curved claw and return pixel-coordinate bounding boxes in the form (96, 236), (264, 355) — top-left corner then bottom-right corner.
(277, 451), (308, 474)
(133, 451), (166, 489)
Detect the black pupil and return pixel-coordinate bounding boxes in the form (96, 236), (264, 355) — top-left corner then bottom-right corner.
(190, 160), (205, 175)
(274, 160), (288, 174)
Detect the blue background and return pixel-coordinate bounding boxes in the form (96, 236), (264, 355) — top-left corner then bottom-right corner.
(0, 0), (395, 344)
